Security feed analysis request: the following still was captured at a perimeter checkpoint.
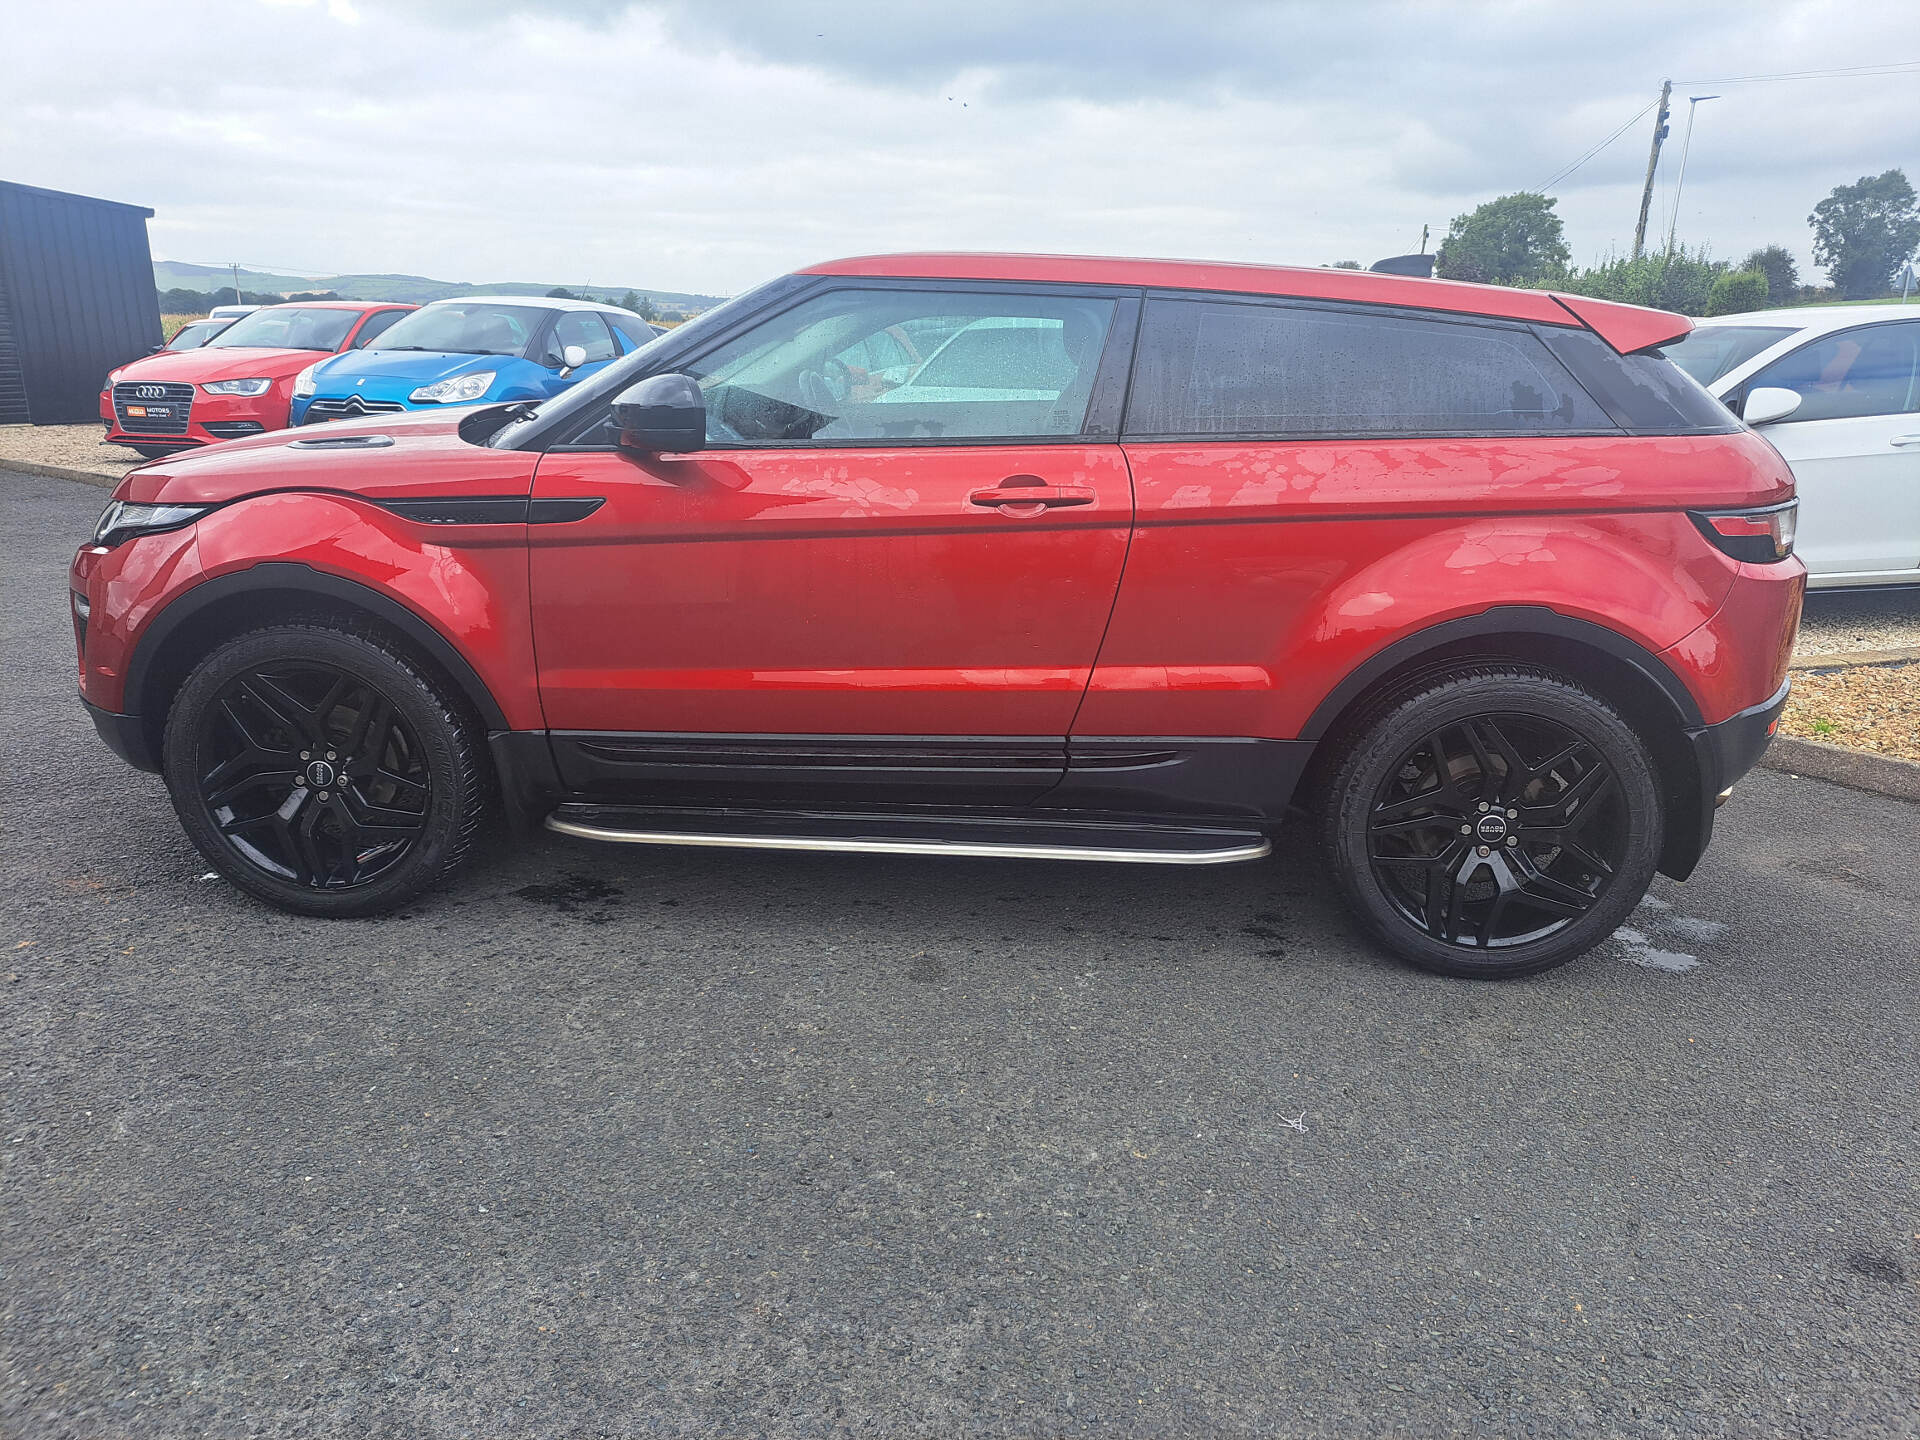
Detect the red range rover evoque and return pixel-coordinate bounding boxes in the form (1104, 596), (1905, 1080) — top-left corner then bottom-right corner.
(70, 254), (1803, 978)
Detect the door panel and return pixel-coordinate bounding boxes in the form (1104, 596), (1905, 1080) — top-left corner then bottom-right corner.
(528, 443), (1133, 745)
(1763, 416), (1920, 576)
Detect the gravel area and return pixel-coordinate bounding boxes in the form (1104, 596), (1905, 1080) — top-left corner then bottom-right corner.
(1782, 660), (1920, 762)
(1794, 587), (1920, 657)
(0, 424), (140, 485)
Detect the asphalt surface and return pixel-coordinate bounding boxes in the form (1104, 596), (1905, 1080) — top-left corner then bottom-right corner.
(4, 467), (1917, 1439)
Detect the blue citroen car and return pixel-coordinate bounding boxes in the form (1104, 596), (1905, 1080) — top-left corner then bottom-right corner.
(290, 296), (661, 424)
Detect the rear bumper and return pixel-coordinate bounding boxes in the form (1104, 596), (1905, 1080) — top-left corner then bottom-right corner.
(83, 697), (159, 773)
(1664, 675), (1789, 880)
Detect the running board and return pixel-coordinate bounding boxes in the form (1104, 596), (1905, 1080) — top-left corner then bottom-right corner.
(544, 804), (1271, 866)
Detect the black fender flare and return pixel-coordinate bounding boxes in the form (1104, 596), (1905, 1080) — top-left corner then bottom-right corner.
(1299, 605), (1704, 740)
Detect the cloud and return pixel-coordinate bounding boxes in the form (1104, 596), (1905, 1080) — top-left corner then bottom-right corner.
(2, 0), (1915, 293)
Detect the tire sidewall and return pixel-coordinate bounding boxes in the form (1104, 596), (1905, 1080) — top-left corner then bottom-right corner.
(1327, 672), (1663, 979)
(162, 625), (474, 917)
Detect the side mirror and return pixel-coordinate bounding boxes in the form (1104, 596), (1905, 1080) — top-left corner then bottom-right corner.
(611, 373), (706, 453)
(1743, 386), (1802, 426)
(557, 343), (589, 377)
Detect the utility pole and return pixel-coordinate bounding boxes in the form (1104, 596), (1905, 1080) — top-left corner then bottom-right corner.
(231, 261), (242, 307)
(1631, 79), (1672, 261)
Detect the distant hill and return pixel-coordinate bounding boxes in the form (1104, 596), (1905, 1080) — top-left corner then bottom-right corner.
(152, 260), (724, 309)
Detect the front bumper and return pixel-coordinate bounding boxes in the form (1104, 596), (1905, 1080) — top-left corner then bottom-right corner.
(105, 382), (288, 450)
(83, 697), (159, 772)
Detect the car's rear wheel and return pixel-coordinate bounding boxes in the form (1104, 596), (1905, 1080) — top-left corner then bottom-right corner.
(1322, 667), (1662, 979)
(161, 619), (489, 917)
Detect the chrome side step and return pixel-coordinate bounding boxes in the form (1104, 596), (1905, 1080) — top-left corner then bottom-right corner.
(544, 805), (1271, 866)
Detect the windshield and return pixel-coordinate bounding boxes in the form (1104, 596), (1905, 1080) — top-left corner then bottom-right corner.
(167, 320), (228, 350)
(371, 303), (545, 357)
(207, 307), (360, 352)
(486, 275), (807, 449)
(1658, 325), (1796, 386)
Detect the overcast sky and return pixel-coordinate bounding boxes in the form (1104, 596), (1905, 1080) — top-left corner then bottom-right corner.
(3, 0), (1916, 296)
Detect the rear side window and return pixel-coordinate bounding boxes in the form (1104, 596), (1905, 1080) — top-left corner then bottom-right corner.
(1540, 328), (1741, 433)
(1125, 297), (1615, 438)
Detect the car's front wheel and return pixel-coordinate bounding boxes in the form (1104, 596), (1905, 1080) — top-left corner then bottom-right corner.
(161, 619), (489, 917)
(1322, 667), (1663, 979)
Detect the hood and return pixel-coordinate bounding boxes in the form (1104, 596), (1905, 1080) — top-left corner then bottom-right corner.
(110, 346), (327, 385)
(309, 349), (510, 397)
(116, 405), (537, 506)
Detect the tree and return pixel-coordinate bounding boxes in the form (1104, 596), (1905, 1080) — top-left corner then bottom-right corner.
(617, 289), (643, 312)
(1809, 169), (1920, 299)
(1328, 259), (1364, 270)
(1737, 245), (1799, 306)
(545, 286), (577, 299)
(1542, 244), (1727, 317)
(1705, 270), (1770, 316)
(1434, 192), (1569, 285)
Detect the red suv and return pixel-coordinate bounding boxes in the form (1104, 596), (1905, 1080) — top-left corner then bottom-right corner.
(101, 300), (414, 457)
(70, 254), (1803, 978)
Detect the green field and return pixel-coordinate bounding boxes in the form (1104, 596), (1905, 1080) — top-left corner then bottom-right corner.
(153, 260), (723, 309)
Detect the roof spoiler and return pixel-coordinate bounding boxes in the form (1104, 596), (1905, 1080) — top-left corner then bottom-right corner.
(1550, 293), (1691, 354)
(1369, 254), (1435, 278)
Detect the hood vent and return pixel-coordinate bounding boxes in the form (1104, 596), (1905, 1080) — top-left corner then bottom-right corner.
(287, 433), (395, 449)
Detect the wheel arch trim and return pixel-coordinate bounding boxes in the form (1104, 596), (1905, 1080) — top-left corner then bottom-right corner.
(125, 562), (511, 733)
(1299, 606), (1705, 741)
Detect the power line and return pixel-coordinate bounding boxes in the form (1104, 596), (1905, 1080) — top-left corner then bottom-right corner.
(1674, 59), (1920, 84)
(1538, 97), (1660, 193)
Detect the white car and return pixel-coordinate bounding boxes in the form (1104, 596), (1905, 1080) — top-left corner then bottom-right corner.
(1662, 304), (1920, 589)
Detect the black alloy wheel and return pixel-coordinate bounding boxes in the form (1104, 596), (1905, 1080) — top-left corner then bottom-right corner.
(194, 661), (431, 889)
(1325, 667), (1663, 978)
(163, 619), (488, 917)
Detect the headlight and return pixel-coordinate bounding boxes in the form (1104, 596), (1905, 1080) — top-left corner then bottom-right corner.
(293, 363), (319, 398)
(409, 371), (496, 404)
(200, 378), (274, 397)
(93, 501), (212, 548)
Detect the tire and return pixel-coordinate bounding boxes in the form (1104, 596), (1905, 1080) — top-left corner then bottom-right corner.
(1321, 666), (1663, 979)
(133, 444), (182, 459)
(161, 618), (490, 917)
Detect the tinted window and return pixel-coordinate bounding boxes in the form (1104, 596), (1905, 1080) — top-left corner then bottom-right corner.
(1658, 325), (1795, 384)
(350, 309), (408, 348)
(1539, 328), (1738, 433)
(549, 311), (617, 365)
(1126, 298), (1613, 437)
(685, 289), (1116, 444)
(207, 306), (359, 352)
(371, 302), (545, 357)
(1744, 323), (1920, 421)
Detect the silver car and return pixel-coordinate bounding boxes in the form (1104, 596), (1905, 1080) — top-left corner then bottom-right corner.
(1663, 304), (1920, 589)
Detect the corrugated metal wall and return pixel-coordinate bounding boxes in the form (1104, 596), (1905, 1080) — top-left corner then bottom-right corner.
(0, 181), (162, 424)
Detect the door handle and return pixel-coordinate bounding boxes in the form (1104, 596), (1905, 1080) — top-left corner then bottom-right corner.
(1890, 434), (1920, 447)
(968, 480), (1098, 510)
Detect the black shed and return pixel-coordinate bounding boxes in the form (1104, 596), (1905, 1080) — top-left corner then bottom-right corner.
(0, 181), (162, 425)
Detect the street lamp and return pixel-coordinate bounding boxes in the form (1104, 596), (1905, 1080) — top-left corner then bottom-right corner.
(1665, 94), (1720, 253)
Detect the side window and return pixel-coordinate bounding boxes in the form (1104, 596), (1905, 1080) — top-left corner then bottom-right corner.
(549, 311), (617, 366)
(1745, 324), (1920, 422)
(608, 315), (656, 353)
(350, 309), (407, 349)
(1126, 297), (1614, 437)
(683, 289), (1117, 444)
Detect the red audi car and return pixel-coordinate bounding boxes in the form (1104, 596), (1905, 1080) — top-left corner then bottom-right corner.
(70, 254), (1803, 978)
(101, 300), (414, 457)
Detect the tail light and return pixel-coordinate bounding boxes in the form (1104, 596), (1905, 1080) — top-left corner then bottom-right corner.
(1689, 499), (1797, 563)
